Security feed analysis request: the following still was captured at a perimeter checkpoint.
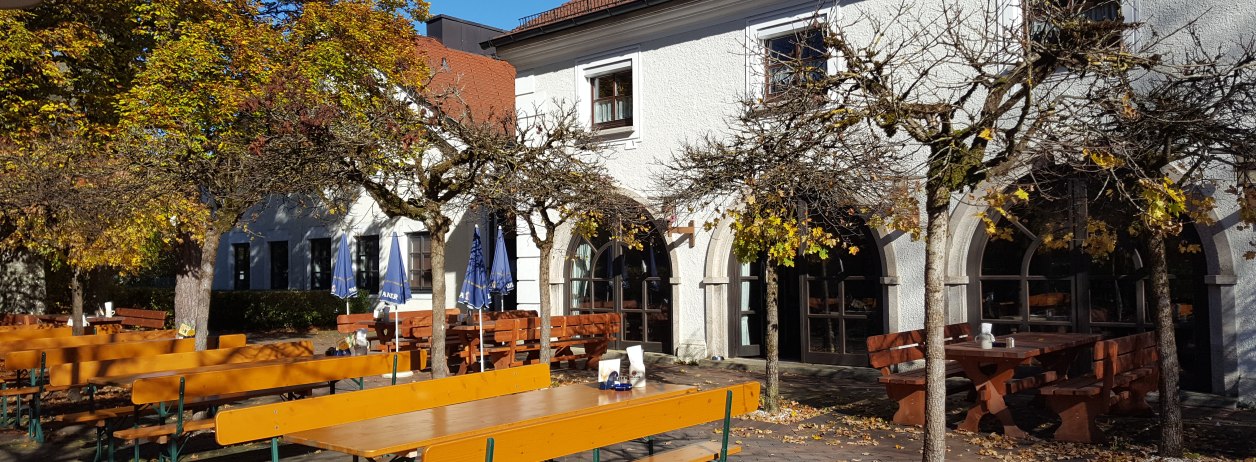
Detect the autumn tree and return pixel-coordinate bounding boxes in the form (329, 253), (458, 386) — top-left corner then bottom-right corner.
(655, 60), (915, 412)
(118, 0), (430, 348)
(1046, 29), (1256, 456)
(798, 1), (1148, 457)
(0, 1), (175, 326)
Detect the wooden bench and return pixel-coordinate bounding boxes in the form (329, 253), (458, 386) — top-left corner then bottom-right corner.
(338, 309), (461, 353)
(114, 308), (168, 330)
(112, 351), (421, 461)
(212, 363), (553, 461)
(422, 381), (759, 462)
(1039, 331), (1158, 443)
(866, 322), (972, 426)
(0, 314), (41, 326)
(467, 313), (619, 373)
(0, 326), (72, 342)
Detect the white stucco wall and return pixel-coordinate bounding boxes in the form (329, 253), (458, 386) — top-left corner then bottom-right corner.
(495, 0), (1256, 397)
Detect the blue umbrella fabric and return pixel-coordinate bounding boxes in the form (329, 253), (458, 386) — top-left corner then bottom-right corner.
(379, 234), (412, 351)
(331, 235), (358, 315)
(488, 226), (514, 302)
(458, 226), (491, 371)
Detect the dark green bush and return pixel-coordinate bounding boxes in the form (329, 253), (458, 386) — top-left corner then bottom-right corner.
(110, 287), (353, 331)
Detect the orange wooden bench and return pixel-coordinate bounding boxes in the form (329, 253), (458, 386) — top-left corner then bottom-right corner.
(114, 308), (168, 330)
(0, 314), (41, 326)
(866, 322), (972, 426)
(112, 351), (420, 461)
(1040, 331), (1158, 442)
(212, 363), (553, 461)
(422, 381), (759, 462)
(0, 326), (72, 342)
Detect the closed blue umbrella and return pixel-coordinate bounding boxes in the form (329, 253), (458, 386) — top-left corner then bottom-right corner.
(331, 235), (358, 315)
(379, 234), (411, 351)
(458, 226), (490, 371)
(488, 226), (514, 308)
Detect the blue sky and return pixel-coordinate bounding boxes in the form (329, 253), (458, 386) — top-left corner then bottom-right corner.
(421, 1), (567, 32)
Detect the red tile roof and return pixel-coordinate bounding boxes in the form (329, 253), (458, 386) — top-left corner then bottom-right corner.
(413, 36), (516, 126)
(513, 0), (637, 32)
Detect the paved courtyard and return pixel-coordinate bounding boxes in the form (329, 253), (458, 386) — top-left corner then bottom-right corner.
(0, 330), (1252, 462)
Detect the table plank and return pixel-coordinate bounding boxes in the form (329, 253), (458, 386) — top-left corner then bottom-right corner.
(283, 382), (696, 458)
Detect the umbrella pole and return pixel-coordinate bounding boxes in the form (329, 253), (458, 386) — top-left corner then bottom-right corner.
(478, 311), (485, 372)
(393, 305), (400, 353)
(345, 300), (351, 316)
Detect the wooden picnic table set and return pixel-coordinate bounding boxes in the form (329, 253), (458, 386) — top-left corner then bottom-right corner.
(868, 322), (1159, 443)
(336, 309), (621, 375)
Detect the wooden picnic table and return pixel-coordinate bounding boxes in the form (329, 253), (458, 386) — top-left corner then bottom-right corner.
(35, 315), (125, 334)
(945, 332), (1101, 438)
(282, 382), (696, 460)
(449, 322), (500, 374)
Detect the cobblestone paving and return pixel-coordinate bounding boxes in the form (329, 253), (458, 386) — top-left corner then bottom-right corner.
(0, 330), (1251, 461)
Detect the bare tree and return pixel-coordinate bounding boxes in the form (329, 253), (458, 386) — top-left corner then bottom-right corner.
(476, 101), (632, 363)
(802, 1), (1145, 458)
(655, 53), (915, 412)
(1048, 28), (1256, 456)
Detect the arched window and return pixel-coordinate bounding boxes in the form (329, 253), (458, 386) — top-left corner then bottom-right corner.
(568, 221), (672, 353)
(974, 177), (1211, 390)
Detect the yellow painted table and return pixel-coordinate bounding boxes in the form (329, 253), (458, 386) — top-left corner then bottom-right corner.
(283, 382), (696, 460)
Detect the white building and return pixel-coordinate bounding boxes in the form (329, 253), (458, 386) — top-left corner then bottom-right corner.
(216, 1), (1256, 401)
(480, 0), (1256, 400)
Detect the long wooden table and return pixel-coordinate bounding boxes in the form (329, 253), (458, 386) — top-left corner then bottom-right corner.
(283, 382), (697, 460)
(945, 332), (1101, 437)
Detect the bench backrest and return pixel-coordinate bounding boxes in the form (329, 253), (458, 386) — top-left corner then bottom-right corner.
(213, 363), (552, 445)
(469, 310), (538, 323)
(0, 314), (42, 326)
(335, 313), (375, 334)
(0, 326), (72, 341)
(491, 313), (621, 344)
(114, 308), (168, 329)
(4, 337), (197, 370)
(0, 329), (176, 357)
(131, 351), (420, 405)
(405, 308), (462, 339)
(1094, 331), (1158, 393)
(866, 322), (972, 373)
(421, 381), (761, 462)
(49, 338), (305, 387)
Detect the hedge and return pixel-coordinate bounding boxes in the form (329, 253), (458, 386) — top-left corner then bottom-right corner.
(109, 287), (374, 331)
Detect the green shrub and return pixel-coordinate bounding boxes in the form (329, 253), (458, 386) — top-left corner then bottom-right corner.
(110, 287), (350, 331)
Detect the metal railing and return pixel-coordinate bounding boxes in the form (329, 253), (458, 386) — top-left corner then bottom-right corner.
(517, 0), (629, 29)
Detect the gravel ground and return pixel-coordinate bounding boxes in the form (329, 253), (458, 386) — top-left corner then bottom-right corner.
(0, 329), (1251, 462)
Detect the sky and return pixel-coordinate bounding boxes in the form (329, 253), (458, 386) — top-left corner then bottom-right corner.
(420, 0), (568, 32)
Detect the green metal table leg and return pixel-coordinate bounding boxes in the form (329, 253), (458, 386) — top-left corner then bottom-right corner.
(720, 390), (732, 462)
(271, 437), (280, 462)
(485, 437), (495, 462)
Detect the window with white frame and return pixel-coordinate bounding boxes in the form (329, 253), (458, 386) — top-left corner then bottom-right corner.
(577, 48), (639, 136)
(764, 28), (829, 96)
(1030, 0), (1131, 48)
(749, 7), (839, 99)
(591, 70), (632, 129)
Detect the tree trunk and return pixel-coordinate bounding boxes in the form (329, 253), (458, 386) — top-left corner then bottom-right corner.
(764, 262), (781, 414)
(1146, 231), (1183, 457)
(537, 239), (554, 363)
(922, 181), (951, 462)
(428, 217), (451, 378)
(70, 267), (85, 336)
(174, 230), (219, 350)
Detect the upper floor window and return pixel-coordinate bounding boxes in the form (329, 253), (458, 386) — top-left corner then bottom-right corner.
(765, 28), (828, 96)
(1030, 0), (1125, 49)
(592, 70), (632, 129)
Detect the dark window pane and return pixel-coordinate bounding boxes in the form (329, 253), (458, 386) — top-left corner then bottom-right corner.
(1089, 278), (1139, 323)
(408, 233), (432, 292)
(808, 318), (840, 353)
(647, 311), (669, 343)
(310, 238), (332, 290)
(981, 229), (1031, 275)
(356, 235), (380, 294)
(232, 243), (250, 291)
(1028, 280), (1072, 322)
(980, 280), (1021, 320)
(844, 317), (872, 354)
(269, 241), (288, 290)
